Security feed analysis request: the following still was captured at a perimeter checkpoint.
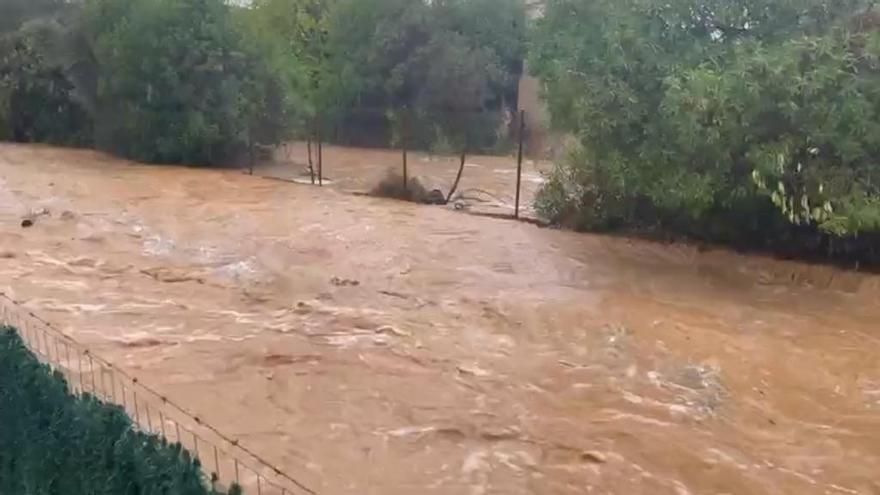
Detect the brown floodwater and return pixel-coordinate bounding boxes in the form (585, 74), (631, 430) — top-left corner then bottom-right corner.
(1, 143), (880, 495)
(260, 142), (548, 219)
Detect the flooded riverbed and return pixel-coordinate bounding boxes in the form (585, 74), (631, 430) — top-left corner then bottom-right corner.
(1, 143), (880, 494)
(259, 142), (548, 219)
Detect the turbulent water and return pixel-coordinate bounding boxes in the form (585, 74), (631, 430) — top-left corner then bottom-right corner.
(1, 143), (880, 495)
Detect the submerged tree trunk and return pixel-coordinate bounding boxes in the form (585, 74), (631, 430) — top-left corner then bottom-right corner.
(446, 150), (466, 204)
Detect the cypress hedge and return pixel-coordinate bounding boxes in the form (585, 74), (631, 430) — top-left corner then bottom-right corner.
(0, 326), (242, 495)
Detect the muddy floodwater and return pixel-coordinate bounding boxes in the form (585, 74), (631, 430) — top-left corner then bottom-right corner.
(2, 143), (880, 495)
(260, 142), (548, 219)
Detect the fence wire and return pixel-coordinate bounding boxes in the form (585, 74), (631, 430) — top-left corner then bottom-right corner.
(0, 291), (315, 495)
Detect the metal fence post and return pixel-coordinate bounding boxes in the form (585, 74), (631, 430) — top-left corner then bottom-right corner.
(214, 445), (220, 479)
(515, 109), (525, 219)
(42, 329), (51, 361)
(78, 350), (84, 394)
(317, 125), (323, 187)
(99, 363), (107, 398)
(248, 137), (255, 176)
(64, 342), (75, 393)
(146, 403), (153, 432)
(88, 354), (97, 394)
(402, 108), (408, 191)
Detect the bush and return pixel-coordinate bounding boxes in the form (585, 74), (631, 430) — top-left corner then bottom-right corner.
(0, 326), (240, 495)
(370, 169), (447, 204)
(315, 0), (525, 152)
(530, 0), (880, 263)
(0, 28), (92, 146)
(85, 0), (288, 165)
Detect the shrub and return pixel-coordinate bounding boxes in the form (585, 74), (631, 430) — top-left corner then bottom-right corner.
(85, 0), (286, 165)
(0, 28), (92, 146)
(0, 326), (240, 495)
(530, 0), (880, 262)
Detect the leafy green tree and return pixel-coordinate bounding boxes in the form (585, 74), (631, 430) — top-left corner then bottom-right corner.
(0, 0), (94, 145)
(321, 0), (524, 150)
(236, 0), (325, 127)
(531, 0), (880, 255)
(0, 26), (93, 145)
(0, 0), (526, 160)
(84, 0), (283, 165)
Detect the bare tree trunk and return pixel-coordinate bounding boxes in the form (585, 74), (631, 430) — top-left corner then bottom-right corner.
(446, 150), (466, 204)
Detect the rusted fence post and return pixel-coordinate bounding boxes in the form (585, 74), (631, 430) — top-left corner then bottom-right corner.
(248, 138), (255, 176)
(401, 108), (408, 191)
(214, 445), (220, 479)
(88, 354), (97, 393)
(146, 403), (153, 432)
(515, 110), (526, 219)
(317, 117), (323, 187)
(78, 350), (85, 394)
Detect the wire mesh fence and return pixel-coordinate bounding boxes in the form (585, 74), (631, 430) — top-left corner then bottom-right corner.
(0, 292), (315, 495)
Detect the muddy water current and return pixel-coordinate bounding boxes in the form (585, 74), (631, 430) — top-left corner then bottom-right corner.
(1, 144), (880, 495)
(260, 142), (548, 219)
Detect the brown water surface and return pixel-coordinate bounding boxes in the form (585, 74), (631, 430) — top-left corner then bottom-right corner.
(261, 142), (547, 218)
(1, 144), (880, 495)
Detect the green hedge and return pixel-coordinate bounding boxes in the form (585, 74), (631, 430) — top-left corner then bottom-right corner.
(0, 326), (242, 495)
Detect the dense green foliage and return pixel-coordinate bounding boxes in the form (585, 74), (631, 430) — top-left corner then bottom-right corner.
(0, 0), (93, 146)
(0, 327), (240, 495)
(531, 0), (880, 261)
(1, 0), (297, 164)
(0, 27), (92, 146)
(326, 0), (524, 149)
(245, 0), (526, 150)
(86, 0), (249, 163)
(1, 0), (525, 161)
